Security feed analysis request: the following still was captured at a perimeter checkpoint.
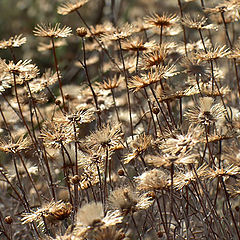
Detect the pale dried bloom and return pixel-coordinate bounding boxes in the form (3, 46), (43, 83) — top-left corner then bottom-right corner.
(124, 133), (152, 164)
(121, 37), (156, 52)
(139, 43), (175, 70)
(182, 14), (218, 30)
(109, 187), (153, 215)
(33, 23), (72, 38)
(129, 64), (177, 92)
(74, 202), (123, 238)
(135, 168), (169, 191)
(146, 152), (198, 167)
(87, 22), (114, 38)
(144, 12), (179, 29)
(22, 201), (72, 226)
(84, 123), (123, 152)
(101, 23), (134, 41)
(28, 69), (59, 93)
(0, 58), (39, 84)
(160, 127), (201, 156)
(38, 39), (67, 52)
(184, 97), (227, 127)
(77, 151), (105, 189)
(205, 0), (240, 14)
(97, 75), (123, 90)
(0, 136), (31, 153)
(204, 165), (240, 180)
(0, 34), (26, 49)
(184, 83), (230, 97)
(40, 121), (74, 149)
(195, 45), (229, 61)
(57, 0), (89, 15)
(54, 108), (95, 125)
(173, 164), (208, 190)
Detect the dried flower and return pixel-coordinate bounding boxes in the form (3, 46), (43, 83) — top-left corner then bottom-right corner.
(0, 58), (39, 84)
(121, 37), (156, 52)
(21, 201), (72, 226)
(184, 97), (227, 127)
(0, 136), (31, 153)
(57, 0), (89, 15)
(124, 134), (152, 164)
(84, 123), (123, 152)
(109, 187), (153, 215)
(0, 34), (26, 49)
(135, 168), (169, 191)
(195, 45), (229, 61)
(28, 69), (59, 93)
(182, 15), (218, 30)
(40, 121), (74, 148)
(33, 23), (72, 38)
(145, 12), (179, 29)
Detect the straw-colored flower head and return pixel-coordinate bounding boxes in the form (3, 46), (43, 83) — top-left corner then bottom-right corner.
(109, 187), (153, 215)
(182, 14), (217, 30)
(33, 23), (72, 38)
(22, 201), (72, 226)
(0, 34), (26, 49)
(84, 123), (123, 152)
(0, 58), (39, 84)
(135, 168), (169, 191)
(195, 45), (229, 61)
(184, 97), (227, 127)
(57, 0), (89, 15)
(144, 12), (179, 29)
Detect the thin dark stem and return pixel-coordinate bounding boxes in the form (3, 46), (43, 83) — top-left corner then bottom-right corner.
(51, 37), (65, 109)
(118, 39), (134, 138)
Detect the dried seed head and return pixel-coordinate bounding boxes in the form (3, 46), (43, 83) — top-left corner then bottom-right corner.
(76, 27), (87, 37)
(4, 216), (13, 224)
(118, 169), (125, 176)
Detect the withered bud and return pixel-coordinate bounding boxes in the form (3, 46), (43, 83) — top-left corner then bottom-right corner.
(118, 169), (125, 176)
(64, 94), (70, 100)
(235, 206), (240, 212)
(4, 216), (13, 224)
(152, 107), (160, 115)
(147, 191), (156, 199)
(72, 175), (80, 184)
(76, 27), (87, 37)
(55, 99), (61, 106)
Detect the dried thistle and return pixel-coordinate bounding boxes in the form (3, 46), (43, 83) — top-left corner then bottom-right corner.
(57, 0), (89, 15)
(0, 34), (26, 49)
(33, 23), (72, 38)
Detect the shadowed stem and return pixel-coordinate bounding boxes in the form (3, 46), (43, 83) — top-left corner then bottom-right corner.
(50, 37), (65, 109)
(118, 39), (134, 138)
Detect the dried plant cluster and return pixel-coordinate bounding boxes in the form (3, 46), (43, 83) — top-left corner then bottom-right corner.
(1, 0), (240, 239)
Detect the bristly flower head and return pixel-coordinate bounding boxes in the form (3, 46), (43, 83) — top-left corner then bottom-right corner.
(21, 201), (72, 226)
(40, 121), (74, 149)
(109, 187), (153, 215)
(195, 45), (229, 61)
(57, 0), (89, 15)
(121, 37), (156, 52)
(184, 97), (227, 127)
(135, 168), (169, 191)
(182, 14), (218, 30)
(144, 12), (179, 29)
(0, 34), (26, 49)
(84, 123), (123, 152)
(33, 23), (72, 38)
(0, 58), (39, 84)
